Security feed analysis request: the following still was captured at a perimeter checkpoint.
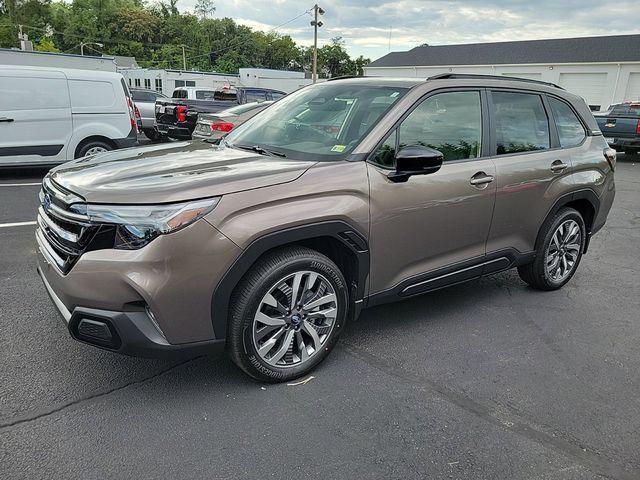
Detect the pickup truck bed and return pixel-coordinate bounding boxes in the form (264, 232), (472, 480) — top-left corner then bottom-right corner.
(155, 99), (234, 140)
(155, 87), (286, 140)
(595, 102), (640, 153)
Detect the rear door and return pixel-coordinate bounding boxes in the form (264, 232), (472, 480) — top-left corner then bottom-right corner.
(0, 70), (72, 165)
(485, 90), (576, 255)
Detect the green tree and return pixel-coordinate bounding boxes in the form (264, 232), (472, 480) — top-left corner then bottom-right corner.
(318, 36), (353, 78)
(0, 0), (369, 78)
(34, 35), (59, 51)
(194, 0), (214, 19)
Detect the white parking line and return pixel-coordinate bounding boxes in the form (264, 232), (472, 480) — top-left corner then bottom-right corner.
(0, 221), (37, 228)
(0, 183), (42, 187)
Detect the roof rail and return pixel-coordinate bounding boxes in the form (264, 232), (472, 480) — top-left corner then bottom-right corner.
(326, 75), (361, 81)
(427, 73), (564, 90)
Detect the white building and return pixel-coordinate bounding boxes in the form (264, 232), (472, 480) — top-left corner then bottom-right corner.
(0, 48), (117, 72)
(364, 34), (640, 112)
(120, 67), (312, 96)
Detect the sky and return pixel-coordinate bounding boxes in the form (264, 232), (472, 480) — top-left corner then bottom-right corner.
(179, 0), (640, 61)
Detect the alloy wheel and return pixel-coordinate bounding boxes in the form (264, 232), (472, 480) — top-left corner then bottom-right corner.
(545, 219), (581, 282)
(84, 146), (108, 157)
(252, 270), (338, 368)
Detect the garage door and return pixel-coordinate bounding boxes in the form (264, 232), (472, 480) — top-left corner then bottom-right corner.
(501, 72), (542, 81)
(624, 73), (640, 101)
(559, 73), (607, 111)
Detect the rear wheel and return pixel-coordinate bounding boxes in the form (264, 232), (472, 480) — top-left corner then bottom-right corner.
(227, 247), (348, 382)
(76, 140), (112, 158)
(518, 208), (586, 290)
(143, 129), (162, 142)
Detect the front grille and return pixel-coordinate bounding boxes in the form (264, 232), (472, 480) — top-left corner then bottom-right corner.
(36, 177), (100, 274)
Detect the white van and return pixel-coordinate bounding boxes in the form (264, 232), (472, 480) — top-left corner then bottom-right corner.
(0, 65), (138, 167)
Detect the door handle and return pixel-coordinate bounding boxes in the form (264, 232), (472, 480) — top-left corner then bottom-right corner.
(0, 117), (14, 123)
(550, 160), (568, 173)
(470, 172), (494, 186)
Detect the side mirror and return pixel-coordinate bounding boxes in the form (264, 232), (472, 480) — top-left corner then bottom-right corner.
(388, 145), (444, 182)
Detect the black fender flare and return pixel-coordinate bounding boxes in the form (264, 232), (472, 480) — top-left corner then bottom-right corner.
(211, 221), (369, 340)
(538, 189), (600, 253)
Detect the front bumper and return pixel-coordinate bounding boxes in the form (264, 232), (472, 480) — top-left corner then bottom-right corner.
(38, 267), (224, 358)
(36, 217), (241, 357)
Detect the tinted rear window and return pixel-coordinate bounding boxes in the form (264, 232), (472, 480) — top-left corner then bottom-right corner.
(609, 104), (640, 118)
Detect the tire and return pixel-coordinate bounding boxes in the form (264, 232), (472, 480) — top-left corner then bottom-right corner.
(143, 129), (161, 142)
(518, 207), (586, 291)
(76, 140), (112, 158)
(227, 246), (349, 382)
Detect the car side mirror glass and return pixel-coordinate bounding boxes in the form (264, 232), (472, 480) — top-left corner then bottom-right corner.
(388, 145), (444, 182)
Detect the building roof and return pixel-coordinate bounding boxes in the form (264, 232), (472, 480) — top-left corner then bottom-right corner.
(106, 55), (139, 69)
(367, 34), (640, 68)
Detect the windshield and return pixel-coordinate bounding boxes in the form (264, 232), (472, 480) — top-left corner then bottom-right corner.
(224, 83), (407, 160)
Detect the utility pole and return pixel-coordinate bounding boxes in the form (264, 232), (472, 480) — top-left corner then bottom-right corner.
(311, 4), (324, 83)
(181, 45), (187, 71)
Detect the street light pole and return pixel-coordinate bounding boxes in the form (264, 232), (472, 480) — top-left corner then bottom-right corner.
(311, 4), (324, 83)
(181, 45), (187, 71)
(80, 42), (104, 56)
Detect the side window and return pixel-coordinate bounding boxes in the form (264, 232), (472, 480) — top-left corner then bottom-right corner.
(549, 97), (586, 148)
(398, 91), (483, 162)
(492, 92), (550, 155)
(371, 131), (397, 168)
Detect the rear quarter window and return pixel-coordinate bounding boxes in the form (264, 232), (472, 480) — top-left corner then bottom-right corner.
(549, 97), (586, 148)
(69, 80), (117, 109)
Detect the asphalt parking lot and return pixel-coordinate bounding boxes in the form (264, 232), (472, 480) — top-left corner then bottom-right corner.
(1, 154), (639, 480)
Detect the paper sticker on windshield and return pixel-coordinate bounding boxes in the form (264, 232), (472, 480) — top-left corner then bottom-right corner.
(331, 145), (346, 152)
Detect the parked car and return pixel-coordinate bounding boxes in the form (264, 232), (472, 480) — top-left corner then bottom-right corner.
(130, 88), (167, 141)
(155, 86), (286, 140)
(36, 75), (615, 382)
(594, 101), (640, 154)
(192, 101), (274, 141)
(0, 65), (137, 167)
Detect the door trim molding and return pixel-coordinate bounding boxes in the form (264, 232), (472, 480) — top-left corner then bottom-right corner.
(0, 145), (64, 157)
(367, 248), (534, 308)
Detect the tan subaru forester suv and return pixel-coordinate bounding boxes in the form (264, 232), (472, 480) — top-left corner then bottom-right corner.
(36, 75), (616, 381)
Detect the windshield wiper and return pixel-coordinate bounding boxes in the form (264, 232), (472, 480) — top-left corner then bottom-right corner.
(231, 143), (286, 158)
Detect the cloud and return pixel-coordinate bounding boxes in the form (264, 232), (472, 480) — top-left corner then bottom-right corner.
(177, 0), (640, 60)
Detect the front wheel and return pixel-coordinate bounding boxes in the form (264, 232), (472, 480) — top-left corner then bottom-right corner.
(518, 207), (586, 290)
(227, 247), (348, 382)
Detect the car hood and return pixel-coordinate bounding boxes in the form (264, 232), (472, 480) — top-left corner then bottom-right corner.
(50, 141), (316, 204)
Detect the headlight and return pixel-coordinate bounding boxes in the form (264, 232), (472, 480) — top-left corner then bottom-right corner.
(71, 198), (220, 250)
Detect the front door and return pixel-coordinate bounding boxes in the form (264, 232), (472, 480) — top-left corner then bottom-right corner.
(367, 90), (496, 298)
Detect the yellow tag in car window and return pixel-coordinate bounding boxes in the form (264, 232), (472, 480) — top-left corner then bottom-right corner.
(331, 145), (346, 152)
